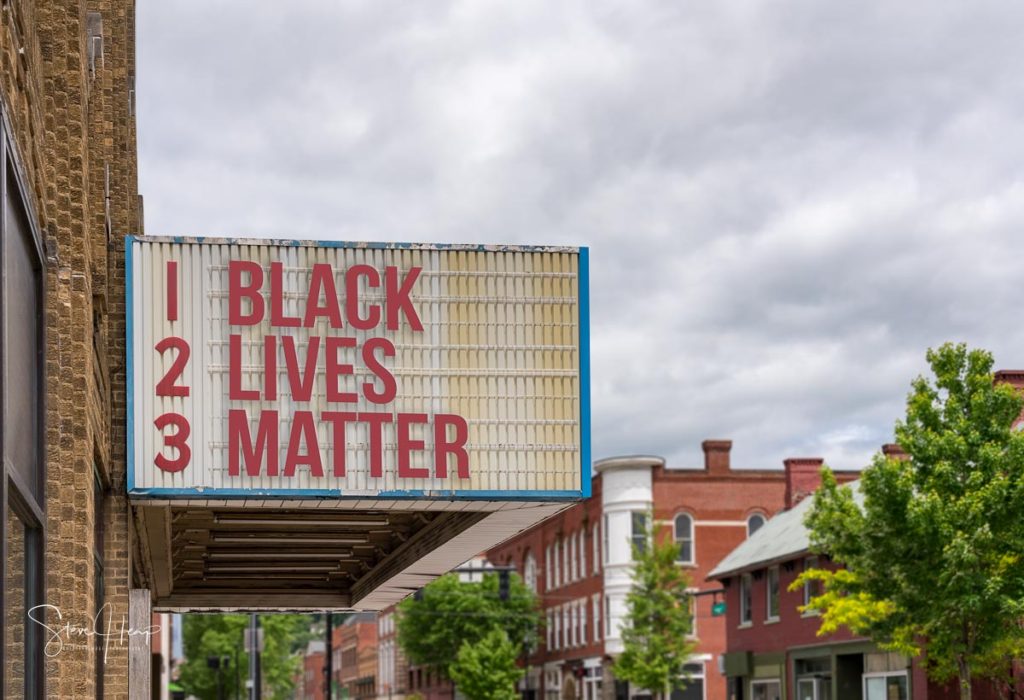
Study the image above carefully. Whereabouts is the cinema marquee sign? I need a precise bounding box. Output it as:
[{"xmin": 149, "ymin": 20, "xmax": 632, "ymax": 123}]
[{"xmin": 127, "ymin": 237, "xmax": 590, "ymax": 500}]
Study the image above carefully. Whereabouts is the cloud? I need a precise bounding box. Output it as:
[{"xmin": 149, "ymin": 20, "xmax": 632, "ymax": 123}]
[{"xmin": 138, "ymin": 0, "xmax": 1024, "ymax": 471}]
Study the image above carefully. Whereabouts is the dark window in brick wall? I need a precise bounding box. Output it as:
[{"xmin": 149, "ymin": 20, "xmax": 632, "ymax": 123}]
[{"xmin": 2, "ymin": 118, "xmax": 47, "ymax": 700}]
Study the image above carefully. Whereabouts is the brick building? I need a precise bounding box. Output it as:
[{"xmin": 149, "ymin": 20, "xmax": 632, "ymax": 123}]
[
  {"xmin": 485, "ymin": 444, "xmax": 857, "ymax": 700},
  {"xmin": 0, "ymin": 1, "xmax": 139, "ymax": 699},
  {"xmin": 336, "ymin": 612, "xmax": 379, "ymax": 699},
  {"xmin": 708, "ymin": 452, "xmax": 1022, "ymax": 700},
  {"xmin": 303, "ymin": 640, "xmax": 326, "ymax": 700}
]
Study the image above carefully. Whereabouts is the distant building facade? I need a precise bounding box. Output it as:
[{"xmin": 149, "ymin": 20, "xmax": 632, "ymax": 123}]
[
  {"xmin": 485, "ymin": 443, "xmax": 845, "ymax": 700},
  {"xmin": 708, "ymin": 448, "xmax": 1021, "ymax": 700},
  {"xmin": 303, "ymin": 640, "xmax": 326, "ymax": 700}
]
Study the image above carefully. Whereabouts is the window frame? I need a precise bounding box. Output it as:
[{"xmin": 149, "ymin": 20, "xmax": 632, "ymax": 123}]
[
  {"xmin": 862, "ymin": 670, "xmax": 909, "ymax": 700},
  {"xmin": 2, "ymin": 108, "xmax": 48, "ymax": 700},
  {"xmin": 523, "ymin": 550, "xmax": 537, "ymax": 592},
  {"xmin": 630, "ymin": 511, "xmax": 648, "ymax": 558},
  {"xmin": 751, "ymin": 678, "xmax": 782, "ymax": 700},
  {"xmin": 674, "ymin": 512, "xmax": 695, "ymax": 564},
  {"xmin": 747, "ymin": 513, "xmax": 766, "ymax": 537},
  {"xmin": 802, "ymin": 555, "xmax": 821, "ymax": 616},
  {"xmin": 602, "ymin": 515, "xmax": 609, "ymax": 565},
  {"xmin": 766, "ymin": 566, "xmax": 780, "ymax": 622},
  {"xmin": 739, "ymin": 573, "xmax": 753, "ymax": 626}
]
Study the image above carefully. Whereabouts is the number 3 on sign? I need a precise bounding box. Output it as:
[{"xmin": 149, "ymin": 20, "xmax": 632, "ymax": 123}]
[
  {"xmin": 154, "ymin": 413, "xmax": 191, "ymax": 472},
  {"xmin": 154, "ymin": 260, "xmax": 191, "ymax": 472}
]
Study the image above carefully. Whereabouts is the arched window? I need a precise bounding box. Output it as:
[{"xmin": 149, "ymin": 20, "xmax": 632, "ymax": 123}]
[
  {"xmin": 747, "ymin": 513, "xmax": 766, "ymax": 537},
  {"xmin": 524, "ymin": 551, "xmax": 538, "ymax": 592},
  {"xmin": 674, "ymin": 514, "xmax": 694, "ymax": 564}
]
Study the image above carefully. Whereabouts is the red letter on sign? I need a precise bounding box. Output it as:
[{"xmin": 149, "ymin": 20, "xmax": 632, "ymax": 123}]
[
  {"xmin": 282, "ymin": 336, "xmax": 320, "ymax": 402},
  {"xmin": 325, "ymin": 337, "xmax": 358, "ymax": 403},
  {"xmin": 323, "ymin": 411, "xmax": 357, "ymax": 476},
  {"xmin": 360, "ymin": 412, "xmax": 393, "ymax": 478},
  {"xmin": 303, "ymin": 264, "xmax": 344, "ymax": 328},
  {"xmin": 385, "ymin": 266, "xmax": 423, "ymax": 331},
  {"xmin": 264, "ymin": 335, "xmax": 278, "ymax": 401},
  {"xmin": 228, "ymin": 409, "xmax": 279, "ymax": 477},
  {"xmin": 229, "ymin": 261, "xmax": 264, "ymax": 325},
  {"xmin": 270, "ymin": 262, "xmax": 301, "ymax": 327},
  {"xmin": 283, "ymin": 410, "xmax": 324, "ymax": 477},
  {"xmin": 397, "ymin": 413, "xmax": 430, "ymax": 478},
  {"xmin": 228, "ymin": 334, "xmax": 259, "ymax": 400},
  {"xmin": 345, "ymin": 264, "xmax": 381, "ymax": 330},
  {"xmin": 434, "ymin": 414, "xmax": 469, "ymax": 478},
  {"xmin": 362, "ymin": 337, "xmax": 397, "ymax": 404}
]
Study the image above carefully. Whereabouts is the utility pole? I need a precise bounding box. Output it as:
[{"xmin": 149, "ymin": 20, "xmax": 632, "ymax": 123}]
[
  {"xmin": 325, "ymin": 613, "xmax": 333, "ymax": 700},
  {"xmin": 248, "ymin": 614, "xmax": 262, "ymax": 700}
]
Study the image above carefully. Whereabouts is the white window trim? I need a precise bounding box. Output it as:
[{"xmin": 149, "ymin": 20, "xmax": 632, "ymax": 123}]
[
  {"xmin": 570, "ymin": 531, "xmax": 578, "ymax": 582},
  {"xmin": 604, "ymin": 594, "xmax": 612, "ymax": 637},
  {"xmin": 580, "ymin": 598, "xmax": 588, "ymax": 645},
  {"xmin": 592, "ymin": 523, "xmax": 600, "ymax": 574},
  {"xmin": 766, "ymin": 566, "xmax": 780, "ymax": 622},
  {"xmin": 545, "ymin": 546, "xmax": 550, "ymax": 591},
  {"xmin": 674, "ymin": 512, "xmax": 695, "ymax": 565},
  {"xmin": 579, "ymin": 530, "xmax": 586, "ymax": 579},
  {"xmin": 803, "ymin": 555, "xmax": 821, "ymax": 617},
  {"xmin": 563, "ymin": 536, "xmax": 570, "ymax": 584},
  {"xmin": 592, "ymin": 594, "xmax": 602, "ymax": 643},
  {"xmin": 739, "ymin": 573, "xmax": 753, "ymax": 627},
  {"xmin": 685, "ymin": 587, "xmax": 699, "ymax": 638},
  {"xmin": 602, "ymin": 514, "xmax": 609, "ymax": 565},
  {"xmin": 862, "ymin": 671, "xmax": 909, "ymax": 700},
  {"xmin": 554, "ymin": 541, "xmax": 562, "ymax": 589}
]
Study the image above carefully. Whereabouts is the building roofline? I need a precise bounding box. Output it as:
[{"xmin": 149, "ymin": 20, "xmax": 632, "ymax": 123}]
[{"xmin": 593, "ymin": 455, "xmax": 665, "ymax": 475}]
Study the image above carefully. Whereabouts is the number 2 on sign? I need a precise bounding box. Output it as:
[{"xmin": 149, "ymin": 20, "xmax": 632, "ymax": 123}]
[{"xmin": 154, "ymin": 260, "xmax": 191, "ymax": 472}]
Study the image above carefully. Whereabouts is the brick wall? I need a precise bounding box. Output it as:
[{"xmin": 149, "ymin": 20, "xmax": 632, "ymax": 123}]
[{"xmin": 0, "ymin": 1, "xmax": 138, "ymax": 697}]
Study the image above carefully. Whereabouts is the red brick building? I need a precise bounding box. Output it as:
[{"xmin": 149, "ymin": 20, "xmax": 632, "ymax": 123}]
[
  {"xmin": 486, "ymin": 443, "xmax": 851, "ymax": 700},
  {"xmin": 708, "ymin": 455, "xmax": 1020, "ymax": 700},
  {"xmin": 303, "ymin": 640, "xmax": 326, "ymax": 700},
  {"xmin": 336, "ymin": 613, "xmax": 379, "ymax": 699}
]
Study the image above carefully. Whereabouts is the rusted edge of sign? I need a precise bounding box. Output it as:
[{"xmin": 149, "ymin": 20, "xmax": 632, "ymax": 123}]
[{"xmin": 130, "ymin": 234, "xmax": 582, "ymax": 254}]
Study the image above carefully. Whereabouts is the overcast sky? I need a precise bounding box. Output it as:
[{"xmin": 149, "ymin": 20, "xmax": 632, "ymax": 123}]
[{"xmin": 137, "ymin": 1, "xmax": 1024, "ymax": 471}]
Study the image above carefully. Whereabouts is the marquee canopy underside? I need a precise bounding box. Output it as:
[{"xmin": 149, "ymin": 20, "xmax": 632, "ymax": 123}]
[{"xmin": 131, "ymin": 499, "xmax": 568, "ymax": 611}]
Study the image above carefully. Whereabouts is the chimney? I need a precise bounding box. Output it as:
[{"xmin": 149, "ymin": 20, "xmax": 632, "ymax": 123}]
[
  {"xmin": 702, "ymin": 440, "xmax": 732, "ymax": 475},
  {"xmin": 881, "ymin": 443, "xmax": 908, "ymax": 460},
  {"xmin": 783, "ymin": 457, "xmax": 825, "ymax": 509}
]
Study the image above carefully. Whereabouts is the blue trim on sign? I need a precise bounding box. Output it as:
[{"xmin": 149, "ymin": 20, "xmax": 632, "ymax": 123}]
[
  {"xmin": 126, "ymin": 236, "xmax": 136, "ymax": 494},
  {"xmin": 579, "ymin": 247, "xmax": 592, "ymax": 499},
  {"xmin": 127, "ymin": 486, "xmax": 583, "ymax": 501},
  {"xmin": 126, "ymin": 236, "xmax": 590, "ymax": 502}
]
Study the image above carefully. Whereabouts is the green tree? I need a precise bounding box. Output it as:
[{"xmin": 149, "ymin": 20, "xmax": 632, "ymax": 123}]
[
  {"xmin": 797, "ymin": 343, "xmax": 1024, "ymax": 700},
  {"xmin": 449, "ymin": 628, "xmax": 523, "ymax": 700},
  {"xmin": 614, "ymin": 512, "xmax": 698, "ymax": 700},
  {"xmin": 396, "ymin": 571, "xmax": 540, "ymax": 683},
  {"xmin": 178, "ymin": 613, "xmax": 312, "ymax": 700}
]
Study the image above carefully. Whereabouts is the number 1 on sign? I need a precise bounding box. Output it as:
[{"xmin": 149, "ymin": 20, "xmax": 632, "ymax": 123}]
[{"xmin": 167, "ymin": 260, "xmax": 178, "ymax": 321}]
